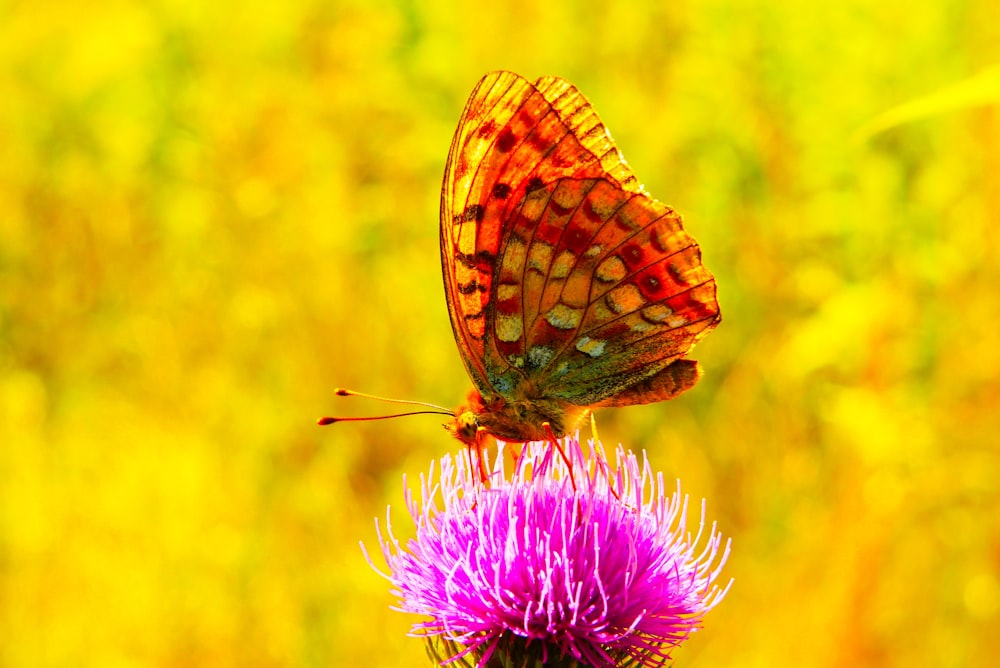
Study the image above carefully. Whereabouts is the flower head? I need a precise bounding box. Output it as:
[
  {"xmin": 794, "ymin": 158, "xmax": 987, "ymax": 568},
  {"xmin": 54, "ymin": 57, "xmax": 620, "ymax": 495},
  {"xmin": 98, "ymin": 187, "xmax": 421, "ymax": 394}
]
[{"xmin": 367, "ymin": 436, "xmax": 731, "ymax": 667}]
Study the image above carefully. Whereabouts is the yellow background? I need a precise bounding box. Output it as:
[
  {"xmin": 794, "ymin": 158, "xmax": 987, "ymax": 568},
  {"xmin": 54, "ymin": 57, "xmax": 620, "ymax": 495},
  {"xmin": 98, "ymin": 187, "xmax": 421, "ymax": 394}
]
[{"xmin": 2, "ymin": 0, "xmax": 999, "ymax": 666}]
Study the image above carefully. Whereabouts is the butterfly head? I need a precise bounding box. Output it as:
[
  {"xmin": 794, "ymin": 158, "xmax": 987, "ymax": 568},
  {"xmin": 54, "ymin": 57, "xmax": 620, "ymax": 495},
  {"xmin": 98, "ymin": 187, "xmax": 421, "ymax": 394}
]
[{"xmin": 449, "ymin": 408, "xmax": 482, "ymax": 446}]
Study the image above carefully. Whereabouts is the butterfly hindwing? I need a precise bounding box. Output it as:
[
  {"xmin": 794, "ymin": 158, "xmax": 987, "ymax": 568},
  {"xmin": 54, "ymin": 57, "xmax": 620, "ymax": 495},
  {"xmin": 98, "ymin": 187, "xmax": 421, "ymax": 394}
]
[{"xmin": 497, "ymin": 176, "xmax": 719, "ymax": 406}]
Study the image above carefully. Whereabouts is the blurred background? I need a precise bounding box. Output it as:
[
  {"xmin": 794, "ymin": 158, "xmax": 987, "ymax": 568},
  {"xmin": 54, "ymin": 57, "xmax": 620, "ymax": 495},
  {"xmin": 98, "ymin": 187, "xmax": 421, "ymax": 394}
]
[{"xmin": 2, "ymin": 0, "xmax": 999, "ymax": 666}]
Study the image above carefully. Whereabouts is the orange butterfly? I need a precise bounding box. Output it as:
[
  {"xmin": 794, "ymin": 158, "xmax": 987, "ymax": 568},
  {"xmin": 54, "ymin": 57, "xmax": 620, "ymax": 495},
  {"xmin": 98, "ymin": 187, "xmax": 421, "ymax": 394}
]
[
  {"xmin": 322, "ymin": 71, "xmax": 719, "ymax": 451},
  {"xmin": 441, "ymin": 71, "xmax": 719, "ymax": 447}
]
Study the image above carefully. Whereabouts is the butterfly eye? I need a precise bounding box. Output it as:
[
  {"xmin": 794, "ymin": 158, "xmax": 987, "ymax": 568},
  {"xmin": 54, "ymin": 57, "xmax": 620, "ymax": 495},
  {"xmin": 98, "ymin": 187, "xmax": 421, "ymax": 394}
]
[{"xmin": 455, "ymin": 411, "xmax": 479, "ymax": 444}]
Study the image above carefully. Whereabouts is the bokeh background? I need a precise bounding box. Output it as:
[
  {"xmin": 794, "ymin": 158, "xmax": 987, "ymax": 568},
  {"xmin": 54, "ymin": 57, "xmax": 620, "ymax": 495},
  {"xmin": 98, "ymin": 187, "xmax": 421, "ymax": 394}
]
[{"xmin": 2, "ymin": 0, "xmax": 999, "ymax": 666}]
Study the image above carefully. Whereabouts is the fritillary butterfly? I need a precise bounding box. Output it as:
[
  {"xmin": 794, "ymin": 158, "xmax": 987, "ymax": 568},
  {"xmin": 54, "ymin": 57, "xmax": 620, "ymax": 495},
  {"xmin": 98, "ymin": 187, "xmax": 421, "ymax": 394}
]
[{"xmin": 442, "ymin": 71, "xmax": 720, "ymax": 447}]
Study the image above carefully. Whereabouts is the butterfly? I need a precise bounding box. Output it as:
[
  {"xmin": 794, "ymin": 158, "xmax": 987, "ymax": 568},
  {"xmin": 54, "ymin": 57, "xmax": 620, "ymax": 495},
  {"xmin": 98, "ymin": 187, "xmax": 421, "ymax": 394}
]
[{"xmin": 439, "ymin": 71, "xmax": 720, "ymax": 448}]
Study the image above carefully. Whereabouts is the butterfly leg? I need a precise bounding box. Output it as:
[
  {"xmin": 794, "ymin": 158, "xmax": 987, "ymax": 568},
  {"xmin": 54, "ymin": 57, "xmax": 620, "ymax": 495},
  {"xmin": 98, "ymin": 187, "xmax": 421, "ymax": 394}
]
[
  {"xmin": 510, "ymin": 441, "xmax": 527, "ymax": 475},
  {"xmin": 462, "ymin": 439, "xmax": 484, "ymax": 485},
  {"xmin": 472, "ymin": 427, "xmax": 491, "ymax": 485},
  {"xmin": 542, "ymin": 421, "xmax": 577, "ymax": 491}
]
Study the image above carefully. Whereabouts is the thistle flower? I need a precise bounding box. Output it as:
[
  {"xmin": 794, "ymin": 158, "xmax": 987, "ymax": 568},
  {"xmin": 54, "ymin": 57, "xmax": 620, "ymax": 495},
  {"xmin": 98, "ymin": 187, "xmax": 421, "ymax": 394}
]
[{"xmin": 366, "ymin": 436, "xmax": 731, "ymax": 668}]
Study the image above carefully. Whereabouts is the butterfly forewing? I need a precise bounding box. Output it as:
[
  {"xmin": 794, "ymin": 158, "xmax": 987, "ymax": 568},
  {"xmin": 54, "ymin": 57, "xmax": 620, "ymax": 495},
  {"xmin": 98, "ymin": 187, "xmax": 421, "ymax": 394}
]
[{"xmin": 441, "ymin": 72, "xmax": 641, "ymax": 397}]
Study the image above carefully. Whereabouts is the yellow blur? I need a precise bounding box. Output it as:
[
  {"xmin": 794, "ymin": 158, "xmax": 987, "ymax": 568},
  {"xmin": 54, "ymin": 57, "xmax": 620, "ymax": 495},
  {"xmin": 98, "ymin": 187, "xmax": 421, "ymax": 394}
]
[{"xmin": 1, "ymin": 1, "xmax": 998, "ymax": 666}]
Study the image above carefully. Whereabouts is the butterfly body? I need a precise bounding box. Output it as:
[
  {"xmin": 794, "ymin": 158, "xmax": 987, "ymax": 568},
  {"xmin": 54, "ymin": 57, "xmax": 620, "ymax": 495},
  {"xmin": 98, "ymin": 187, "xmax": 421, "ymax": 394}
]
[
  {"xmin": 440, "ymin": 72, "xmax": 721, "ymax": 447},
  {"xmin": 450, "ymin": 386, "xmax": 591, "ymax": 446}
]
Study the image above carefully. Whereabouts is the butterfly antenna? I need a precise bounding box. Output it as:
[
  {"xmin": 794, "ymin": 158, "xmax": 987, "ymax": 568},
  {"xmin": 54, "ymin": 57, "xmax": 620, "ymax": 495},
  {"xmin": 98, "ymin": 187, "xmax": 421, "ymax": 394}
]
[
  {"xmin": 331, "ymin": 387, "xmax": 453, "ymax": 412},
  {"xmin": 317, "ymin": 411, "xmax": 453, "ymax": 426},
  {"xmin": 317, "ymin": 388, "xmax": 454, "ymax": 426}
]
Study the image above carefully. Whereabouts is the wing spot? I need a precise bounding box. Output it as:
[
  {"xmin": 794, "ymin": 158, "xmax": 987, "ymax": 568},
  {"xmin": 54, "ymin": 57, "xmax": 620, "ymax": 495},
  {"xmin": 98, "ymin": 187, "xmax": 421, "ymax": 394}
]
[
  {"xmin": 456, "ymin": 250, "xmax": 496, "ymax": 270},
  {"xmin": 583, "ymin": 198, "xmax": 604, "ymax": 222},
  {"xmin": 497, "ymin": 127, "xmax": 518, "ymax": 153},
  {"xmin": 496, "ymin": 283, "xmax": 519, "ymax": 301},
  {"xmin": 477, "ymin": 120, "xmax": 497, "ymax": 138},
  {"xmin": 615, "ymin": 207, "xmax": 642, "ymax": 232},
  {"xmin": 527, "ymin": 242, "xmax": 553, "ymax": 274},
  {"xmin": 496, "ymin": 313, "xmax": 524, "ymax": 343},
  {"xmin": 463, "ymin": 204, "xmax": 485, "ymax": 222},
  {"xmin": 605, "ymin": 284, "xmax": 645, "ymax": 315},
  {"xmin": 545, "ymin": 303, "xmax": 583, "ymax": 330},
  {"xmin": 492, "ymin": 182, "xmax": 512, "ymax": 199},
  {"xmin": 528, "ymin": 132, "xmax": 552, "ymax": 152},
  {"xmin": 457, "ymin": 280, "xmax": 487, "ymax": 295},
  {"xmin": 649, "ymin": 221, "xmax": 677, "ymax": 253},
  {"xmin": 526, "ymin": 176, "xmax": 545, "ymax": 194},
  {"xmin": 667, "ymin": 261, "xmax": 688, "ymax": 285},
  {"xmin": 585, "ymin": 188, "xmax": 619, "ymax": 221},
  {"xmin": 667, "ymin": 313, "xmax": 690, "ymax": 328},
  {"xmin": 500, "ymin": 239, "xmax": 527, "ymax": 278},
  {"xmin": 549, "ymin": 199, "xmax": 573, "ymax": 216},
  {"xmin": 622, "ymin": 243, "xmax": 644, "ymax": 268},
  {"xmin": 638, "ymin": 272, "xmax": 664, "ymax": 298},
  {"xmin": 527, "ymin": 345, "xmax": 554, "ymax": 370},
  {"xmin": 595, "ymin": 255, "xmax": 627, "ymax": 283},
  {"xmin": 641, "ymin": 304, "xmax": 673, "ymax": 324},
  {"xmin": 463, "ymin": 311, "xmax": 485, "ymax": 338},
  {"xmin": 575, "ymin": 337, "xmax": 606, "ymax": 358},
  {"xmin": 565, "ymin": 226, "xmax": 589, "ymax": 254},
  {"xmin": 630, "ymin": 318, "xmax": 653, "ymax": 333},
  {"xmin": 551, "ymin": 249, "xmax": 575, "ymax": 279}
]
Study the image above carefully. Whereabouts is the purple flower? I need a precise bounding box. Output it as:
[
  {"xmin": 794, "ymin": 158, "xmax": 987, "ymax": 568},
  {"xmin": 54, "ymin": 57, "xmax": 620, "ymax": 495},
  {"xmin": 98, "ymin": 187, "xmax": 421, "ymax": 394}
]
[{"xmin": 366, "ymin": 436, "xmax": 731, "ymax": 667}]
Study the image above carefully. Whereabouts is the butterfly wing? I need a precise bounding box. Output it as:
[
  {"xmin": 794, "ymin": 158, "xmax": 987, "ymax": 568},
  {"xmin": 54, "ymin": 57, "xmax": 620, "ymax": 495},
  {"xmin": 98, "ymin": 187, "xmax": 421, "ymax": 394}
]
[
  {"xmin": 441, "ymin": 71, "xmax": 641, "ymax": 399},
  {"xmin": 510, "ymin": 177, "xmax": 720, "ymax": 407},
  {"xmin": 441, "ymin": 71, "xmax": 719, "ymax": 417}
]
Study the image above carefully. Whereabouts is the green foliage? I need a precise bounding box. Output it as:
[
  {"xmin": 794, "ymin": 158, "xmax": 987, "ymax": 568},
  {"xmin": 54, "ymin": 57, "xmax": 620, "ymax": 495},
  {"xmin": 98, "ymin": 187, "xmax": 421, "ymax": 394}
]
[{"xmin": 1, "ymin": 0, "xmax": 998, "ymax": 666}]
